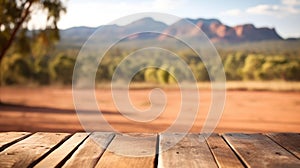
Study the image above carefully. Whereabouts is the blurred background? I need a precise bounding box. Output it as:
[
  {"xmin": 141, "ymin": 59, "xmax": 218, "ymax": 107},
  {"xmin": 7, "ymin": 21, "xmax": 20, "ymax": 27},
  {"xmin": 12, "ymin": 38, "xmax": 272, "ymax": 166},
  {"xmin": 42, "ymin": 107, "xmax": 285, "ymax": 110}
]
[{"xmin": 0, "ymin": 0, "xmax": 300, "ymax": 133}]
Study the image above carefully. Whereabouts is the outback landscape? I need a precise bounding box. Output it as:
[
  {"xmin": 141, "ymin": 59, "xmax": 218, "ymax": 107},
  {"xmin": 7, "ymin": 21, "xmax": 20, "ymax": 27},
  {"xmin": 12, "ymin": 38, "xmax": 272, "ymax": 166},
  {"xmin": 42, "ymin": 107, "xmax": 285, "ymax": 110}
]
[
  {"xmin": 1, "ymin": 1, "xmax": 300, "ymax": 167},
  {"xmin": 1, "ymin": 0, "xmax": 300, "ymax": 134}
]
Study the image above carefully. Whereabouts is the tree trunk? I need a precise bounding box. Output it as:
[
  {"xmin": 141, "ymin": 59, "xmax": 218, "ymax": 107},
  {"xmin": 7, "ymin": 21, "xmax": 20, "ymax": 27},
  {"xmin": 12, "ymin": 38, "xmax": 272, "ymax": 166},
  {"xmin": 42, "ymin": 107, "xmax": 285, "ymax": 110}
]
[{"xmin": 0, "ymin": 0, "xmax": 33, "ymax": 63}]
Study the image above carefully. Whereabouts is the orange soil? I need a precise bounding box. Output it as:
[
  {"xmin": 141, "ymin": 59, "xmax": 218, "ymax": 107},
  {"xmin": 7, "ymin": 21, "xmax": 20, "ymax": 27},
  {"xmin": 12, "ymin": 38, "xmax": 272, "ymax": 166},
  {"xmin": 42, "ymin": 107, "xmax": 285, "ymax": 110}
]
[{"xmin": 0, "ymin": 87, "xmax": 299, "ymax": 133}]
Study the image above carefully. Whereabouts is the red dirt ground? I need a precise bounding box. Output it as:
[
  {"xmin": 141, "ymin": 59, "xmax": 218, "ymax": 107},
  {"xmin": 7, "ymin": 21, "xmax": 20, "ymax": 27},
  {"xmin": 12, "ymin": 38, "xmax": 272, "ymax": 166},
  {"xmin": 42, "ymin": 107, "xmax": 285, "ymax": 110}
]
[{"xmin": 0, "ymin": 87, "xmax": 299, "ymax": 133}]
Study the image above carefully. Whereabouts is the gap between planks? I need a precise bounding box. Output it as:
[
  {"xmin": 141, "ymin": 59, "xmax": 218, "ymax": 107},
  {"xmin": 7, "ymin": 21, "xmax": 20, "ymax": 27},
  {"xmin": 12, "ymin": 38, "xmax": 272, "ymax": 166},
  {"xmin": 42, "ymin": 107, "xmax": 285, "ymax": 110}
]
[{"xmin": 0, "ymin": 132, "xmax": 32, "ymax": 152}]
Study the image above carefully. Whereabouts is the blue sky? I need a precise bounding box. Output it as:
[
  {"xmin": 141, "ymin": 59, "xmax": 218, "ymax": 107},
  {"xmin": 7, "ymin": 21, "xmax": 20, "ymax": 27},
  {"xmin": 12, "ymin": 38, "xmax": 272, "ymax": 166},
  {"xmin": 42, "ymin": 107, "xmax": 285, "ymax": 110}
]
[{"xmin": 31, "ymin": 0, "xmax": 300, "ymax": 38}]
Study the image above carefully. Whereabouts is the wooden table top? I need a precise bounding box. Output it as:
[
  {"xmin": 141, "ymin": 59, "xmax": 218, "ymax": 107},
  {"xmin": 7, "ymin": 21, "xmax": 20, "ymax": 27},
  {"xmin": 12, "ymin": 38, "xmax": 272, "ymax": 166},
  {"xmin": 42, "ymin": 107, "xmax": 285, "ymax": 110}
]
[{"xmin": 0, "ymin": 132, "xmax": 299, "ymax": 168}]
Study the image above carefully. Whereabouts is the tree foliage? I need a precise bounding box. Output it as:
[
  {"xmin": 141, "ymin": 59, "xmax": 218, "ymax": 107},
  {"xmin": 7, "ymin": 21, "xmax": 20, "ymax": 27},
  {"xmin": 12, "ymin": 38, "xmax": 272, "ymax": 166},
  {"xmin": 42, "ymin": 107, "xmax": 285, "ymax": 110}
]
[
  {"xmin": 0, "ymin": 0, "xmax": 66, "ymax": 62},
  {"xmin": 49, "ymin": 54, "xmax": 75, "ymax": 84},
  {"xmin": 1, "ymin": 47, "xmax": 300, "ymax": 85}
]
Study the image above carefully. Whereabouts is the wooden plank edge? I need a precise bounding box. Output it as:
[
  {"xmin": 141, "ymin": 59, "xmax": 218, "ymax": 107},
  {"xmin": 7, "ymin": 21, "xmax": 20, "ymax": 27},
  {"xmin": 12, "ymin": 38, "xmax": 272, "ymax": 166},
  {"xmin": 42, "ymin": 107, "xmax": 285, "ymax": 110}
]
[
  {"xmin": 34, "ymin": 132, "xmax": 91, "ymax": 168},
  {"xmin": 203, "ymin": 134, "xmax": 222, "ymax": 168},
  {"xmin": 204, "ymin": 133, "xmax": 245, "ymax": 168},
  {"xmin": 84, "ymin": 132, "xmax": 116, "ymax": 167},
  {"xmin": 158, "ymin": 133, "xmax": 218, "ymax": 168},
  {"xmin": 29, "ymin": 133, "xmax": 73, "ymax": 167},
  {"xmin": 154, "ymin": 133, "xmax": 159, "ymax": 168},
  {"xmin": 265, "ymin": 133, "xmax": 300, "ymax": 160},
  {"xmin": 201, "ymin": 134, "xmax": 219, "ymax": 167},
  {"xmin": 95, "ymin": 133, "xmax": 157, "ymax": 168},
  {"xmin": 0, "ymin": 132, "xmax": 32, "ymax": 152},
  {"xmin": 220, "ymin": 133, "xmax": 249, "ymax": 168},
  {"xmin": 55, "ymin": 133, "xmax": 91, "ymax": 167}
]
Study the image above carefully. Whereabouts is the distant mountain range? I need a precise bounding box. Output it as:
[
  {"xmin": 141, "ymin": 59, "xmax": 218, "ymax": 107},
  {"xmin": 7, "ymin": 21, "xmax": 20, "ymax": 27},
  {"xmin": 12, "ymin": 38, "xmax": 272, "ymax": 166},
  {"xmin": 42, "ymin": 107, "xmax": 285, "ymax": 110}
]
[{"xmin": 59, "ymin": 17, "xmax": 285, "ymax": 46}]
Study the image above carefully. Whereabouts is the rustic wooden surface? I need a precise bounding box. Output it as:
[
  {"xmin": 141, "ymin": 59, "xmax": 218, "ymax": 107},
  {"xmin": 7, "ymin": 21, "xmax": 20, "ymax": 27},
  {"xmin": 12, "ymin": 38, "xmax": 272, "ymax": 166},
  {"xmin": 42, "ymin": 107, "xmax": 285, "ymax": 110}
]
[
  {"xmin": 206, "ymin": 133, "xmax": 244, "ymax": 168},
  {"xmin": 223, "ymin": 133, "xmax": 300, "ymax": 168},
  {"xmin": 63, "ymin": 132, "xmax": 114, "ymax": 168},
  {"xmin": 95, "ymin": 133, "xmax": 157, "ymax": 168},
  {"xmin": 266, "ymin": 133, "xmax": 300, "ymax": 159},
  {"xmin": 159, "ymin": 133, "xmax": 218, "ymax": 167},
  {"xmin": 0, "ymin": 132, "xmax": 69, "ymax": 168},
  {"xmin": 0, "ymin": 132, "xmax": 299, "ymax": 168},
  {"xmin": 0, "ymin": 132, "xmax": 31, "ymax": 152},
  {"xmin": 34, "ymin": 133, "xmax": 89, "ymax": 168}
]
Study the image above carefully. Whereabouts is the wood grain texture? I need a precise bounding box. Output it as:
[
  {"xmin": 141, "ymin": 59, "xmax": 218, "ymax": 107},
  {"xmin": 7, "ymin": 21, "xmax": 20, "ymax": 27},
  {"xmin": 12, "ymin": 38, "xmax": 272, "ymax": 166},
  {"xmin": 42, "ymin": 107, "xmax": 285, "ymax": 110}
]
[
  {"xmin": 0, "ymin": 132, "xmax": 299, "ymax": 167},
  {"xmin": 34, "ymin": 132, "xmax": 89, "ymax": 168},
  {"xmin": 158, "ymin": 133, "xmax": 218, "ymax": 168},
  {"xmin": 63, "ymin": 132, "xmax": 114, "ymax": 168},
  {"xmin": 95, "ymin": 133, "xmax": 157, "ymax": 168},
  {"xmin": 267, "ymin": 133, "xmax": 300, "ymax": 159},
  {"xmin": 0, "ymin": 132, "xmax": 31, "ymax": 151},
  {"xmin": 0, "ymin": 132, "xmax": 69, "ymax": 168},
  {"xmin": 223, "ymin": 133, "xmax": 300, "ymax": 168},
  {"xmin": 206, "ymin": 134, "xmax": 244, "ymax": 168}
]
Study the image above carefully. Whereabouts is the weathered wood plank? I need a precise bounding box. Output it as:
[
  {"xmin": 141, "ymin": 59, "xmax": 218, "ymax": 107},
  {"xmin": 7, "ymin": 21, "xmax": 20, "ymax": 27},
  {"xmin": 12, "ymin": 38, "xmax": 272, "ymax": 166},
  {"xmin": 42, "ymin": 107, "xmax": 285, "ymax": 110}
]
[
  {"xmin": 267, "ymin": 133, "xmax": 300, "ymax": 159},
  {"xmin": 0, "ymin": 132, "xmax": 31, "ymax": 151},
  {"xmin": 63, "ymin": 132, "xmax": 114, "ymax": 168},
  {"xmin": 95, "ymin": 133, "xmax": 157, "ymax": 168},
  {"xmin": 223, "ymin": 133, "xmax": 300, "ymax": 168},
  {"xmin": 158, "ymin": 133, "xmax": 218, "ymax": 168},
  {"xmin": 206, "ymin": 134, "xmax": 244, "ymax": 168},
  {"xmin": 34, "ymin": 132, "xmax": 89, "ymax": 168},
  {"xmin": 0, "ymin": 132, "xmax": 70, "ymax": 168}
]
